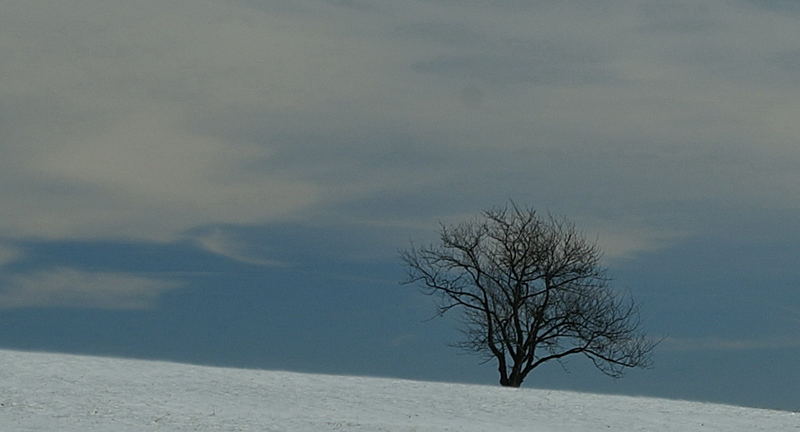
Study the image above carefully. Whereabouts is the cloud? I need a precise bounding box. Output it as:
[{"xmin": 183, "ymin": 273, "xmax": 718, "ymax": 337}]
[
  {"xmin": 412, "ymin": 52, "xmax": 612, "ymax": 86},
  {"xmin": 2, "ymin": 0, "xmax": 800, "ymax": 262},
  {"xmin": 583, "ymin": 223, "xmax": 688, "ymax": 262},
  {"xmin": 662, "ymin": 336, "xmax": 800, "ymax": 352},
  {"xmin": 0, "ymin": 244, "xmax": 23, "ymax": 267},
  {"xmin": 0, "ymin": 268, "xmax": 181, "ymax": 310},
  {"xmin": 0, "ymin": 0, "xmax": 327, "ymax": 242},
  {"xmin": 638, "ymin": 2, "xmax": 718, "ymax": 33},
  {"xmin": 393, "ymin": 22, "xmax": 487, "ymax": 47},
  {"xmin": 187, "ymin": 228, "xmax": 287, "ymax": 267},
  {"xmin": 743, "ymin": 0, "xmax": 800, "ymax": 15}
]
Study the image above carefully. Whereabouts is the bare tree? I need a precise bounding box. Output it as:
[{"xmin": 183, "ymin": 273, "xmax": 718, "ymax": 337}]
[{"xmin": 402, "ymin": 204, "xmax": 655, "ymax": 388}]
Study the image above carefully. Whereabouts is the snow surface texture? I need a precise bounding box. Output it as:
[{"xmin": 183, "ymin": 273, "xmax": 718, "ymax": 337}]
[{"xmin": 0, "ymin": 350, "xmax": 796, "ymax": 431}]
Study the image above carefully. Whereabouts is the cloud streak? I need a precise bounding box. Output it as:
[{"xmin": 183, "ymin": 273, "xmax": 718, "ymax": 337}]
[
  {"xmin": 0, "ymin": 245, "xmax": 23, "ymax": 267},
  {"xmin": 0, "ymin": 268, "xmax": 181, "ymax": 310},
  {"xmin": 662, "ymin": 336, "xmax": 800, "ymax": 352},
  {"xmin": 187, "ymin": 228, "xmax": 287, "ymax": 267}
]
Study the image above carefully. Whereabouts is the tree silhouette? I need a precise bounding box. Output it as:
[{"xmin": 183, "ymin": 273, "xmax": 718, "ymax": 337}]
[{"xmin": 402, "ymin": 204, "xmax": 655, "ymax": 387}]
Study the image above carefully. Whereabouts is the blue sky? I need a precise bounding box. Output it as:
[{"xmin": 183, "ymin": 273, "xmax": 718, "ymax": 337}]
[{"xmin": 1, "ymin": 0, "xmax": 798, "ymax": 411}]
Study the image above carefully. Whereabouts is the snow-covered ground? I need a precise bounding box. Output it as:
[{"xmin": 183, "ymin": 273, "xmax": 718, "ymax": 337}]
[{"xmin": 0, "ymin": 349, "xmax": 796, "ymax": 431}]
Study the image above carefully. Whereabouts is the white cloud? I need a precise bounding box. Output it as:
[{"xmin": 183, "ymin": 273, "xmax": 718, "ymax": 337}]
[{"xmin": 0, "ymin": 268, "xmax": 181, "ymax": 310}]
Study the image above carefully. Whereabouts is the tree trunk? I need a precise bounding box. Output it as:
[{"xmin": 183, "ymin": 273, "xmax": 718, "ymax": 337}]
[{"xmin": 499, "ymin": 372, "xmax": 524, "ymax": 388}]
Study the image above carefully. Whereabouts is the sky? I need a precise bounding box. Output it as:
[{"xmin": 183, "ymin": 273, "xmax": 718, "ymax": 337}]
[{"xmin": 0, "ymin": 0, "xmax": 798, "ymax": 411}]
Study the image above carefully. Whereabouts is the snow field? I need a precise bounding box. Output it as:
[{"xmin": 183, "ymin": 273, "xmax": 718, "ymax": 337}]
[{"xmin": 0, "ymin": 350, "xmax": 796, "ymax": 431}]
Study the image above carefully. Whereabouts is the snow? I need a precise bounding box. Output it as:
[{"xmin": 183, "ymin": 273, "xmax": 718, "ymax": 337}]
[{"xmin": 0, "ymin": 350, "xmax": 796, "ymax": 431}]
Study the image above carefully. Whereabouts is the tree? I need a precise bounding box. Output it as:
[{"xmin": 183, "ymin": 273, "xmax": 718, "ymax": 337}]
[{"xmin": 401, "ymin": 203, "xmax": 655, "ymax": 388}]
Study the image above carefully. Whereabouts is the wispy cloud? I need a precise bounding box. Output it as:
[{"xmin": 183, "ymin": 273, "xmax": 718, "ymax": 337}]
[
  {"xmin": 661, "ymin": 336, "xmax": 800, "ymax": 352},
  {"xmin": 0, "ymin": 268, "xmax": 181, "ymax": 310},
  {"xmin": 776, "ymin": 305, "xmax": 800, "ymax": 325},
  {"xmin": 0, "ymin": 244, "xmax": 23, "ymax": 267},
  {"xmin": 584, "ymin": 223, "xmax": 689, "ymax": 262},
  {"xmin": 188, "ymin": 228, "xmax": 287, "ymax": 267},
  {"xmin": 412, "ymin": 52, "xmax": 612, "ymax": 86}
]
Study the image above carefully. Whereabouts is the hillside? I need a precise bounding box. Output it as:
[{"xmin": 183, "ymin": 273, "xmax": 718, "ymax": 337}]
[{"xmin": 0, "ymin": 350, "xmax": 795, "ymax": 431}]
